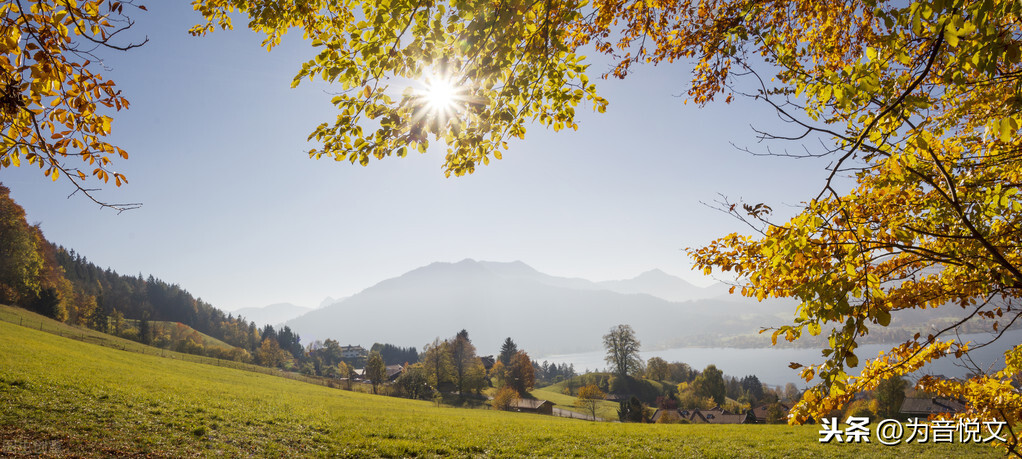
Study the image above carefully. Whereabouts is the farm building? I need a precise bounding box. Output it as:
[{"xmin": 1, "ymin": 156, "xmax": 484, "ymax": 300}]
[
  {"xmin": 900, "ymin": 398, "xmax": 967, "ymax": 417},
  {"xmin": 651, "ymin": 408, "xmax": 751, "ymax": 424},
  {"xmin": 512, "ymin": 399, "xmax": 555, "ymax": 415}
]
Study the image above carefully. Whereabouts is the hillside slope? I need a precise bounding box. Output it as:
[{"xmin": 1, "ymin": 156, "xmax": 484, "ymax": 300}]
[{"xmin": 0, "ymin": 319, "xmax": 998, "ymax": 457}]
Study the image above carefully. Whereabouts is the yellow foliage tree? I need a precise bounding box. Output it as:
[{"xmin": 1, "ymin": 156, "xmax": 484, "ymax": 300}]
[
  {"xmin": 575, "ymin": 383, "xmax": 606, "ymax": 421},
  {"xmin": 1, "ymin": 1, "xmax": 147, "ymax": 209},
  {"xmin": 491, "ymin": 385, "xmax": 518, "ymax": 411}
]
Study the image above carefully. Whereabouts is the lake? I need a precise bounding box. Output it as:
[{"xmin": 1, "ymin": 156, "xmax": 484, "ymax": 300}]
[{"xmin": 539, "ymin": 328, "xmax": 1022, "ymax": 387}]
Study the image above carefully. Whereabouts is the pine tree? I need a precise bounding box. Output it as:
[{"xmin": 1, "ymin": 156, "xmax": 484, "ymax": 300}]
[{"xmin": 498, "ymin": 337, "xmax": 518, "ymax": 366}]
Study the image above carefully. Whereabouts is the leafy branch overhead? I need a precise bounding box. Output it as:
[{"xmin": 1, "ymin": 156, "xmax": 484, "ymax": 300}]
[
  {"xmin": 191, "ymin": 0, "xmax": 607, "ymax": 177},
  {"xmin": 679, "ymin": 0, "xmax": 1022, "ymax": 449},
  {"xmin": 0, "ymin": 0, "xmax": 146, "ymax": 210}
]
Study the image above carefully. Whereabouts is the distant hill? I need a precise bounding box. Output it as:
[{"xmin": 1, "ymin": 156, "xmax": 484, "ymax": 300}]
[
  {"xmin": 469, "ymin": 261, "xmax": 727, "ymax": 302},
  {"xmin": 232, "ymin": 303, "xmax": 313, "ymax": 328},
  {"xmin": 285, "ymin": 259, "xmax": 795, "ymax": 355},
  {"xmin": 595, "ymin": 269, "xmax": 730, "ymax": 302}
]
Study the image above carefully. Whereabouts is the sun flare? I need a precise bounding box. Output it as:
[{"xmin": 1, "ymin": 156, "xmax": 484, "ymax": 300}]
[{"xmin": 417, "ymin": 73, "xmax": 464, "ymax": 117}]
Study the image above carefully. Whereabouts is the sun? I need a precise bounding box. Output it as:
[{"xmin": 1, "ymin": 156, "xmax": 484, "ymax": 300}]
[
  {"xmin": 424, "ymin": 75, "xmax": 459, "ymax": 111},
  {"xmin": 416, "ymin": 72, "xmax": 464, "ymax": 118}
]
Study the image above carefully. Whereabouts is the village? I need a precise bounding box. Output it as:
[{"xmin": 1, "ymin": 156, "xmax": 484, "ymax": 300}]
[{"xmin": 327, "ymin": 331, "xmax": 968, "ymax": 426}]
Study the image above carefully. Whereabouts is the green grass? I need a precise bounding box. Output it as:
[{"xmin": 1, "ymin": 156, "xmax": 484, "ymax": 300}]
[
  {"xmin": 0, "ymin": 317, "xmax": 1009, "ymax": 457},
  {"xmin": 0, "ymin": 305, "xmax": 339, "ymax": 388},
  {"xmin": 140, "ymin": 319, "xmax": 239, "ymax": 351},
  {"xmin": 530, "ymin": 384, "xmax": 620, "ymax": 420}
]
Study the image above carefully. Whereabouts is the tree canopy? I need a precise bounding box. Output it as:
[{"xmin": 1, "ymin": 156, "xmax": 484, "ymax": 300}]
[
  {"xmin": 366, "ymin": 350, "xmax": 387, "ymax": 394},
  {"xmin": 692, "ymin": 364, "xmax": 726, "ymax": 406},
  {"xmin": 679, "ymin": 2, "xmax": 1022, "ymax": 449},
  {"xmin": 0, "ymin": 0, "xmax": 146, "ymax": 209},
  {"xmin": 191, "ymin": 0, "xmax": 605, "ymax": 177},
  {"xmin": 603, "ymin": 324, "xmax": 642, "ymax": 379}
]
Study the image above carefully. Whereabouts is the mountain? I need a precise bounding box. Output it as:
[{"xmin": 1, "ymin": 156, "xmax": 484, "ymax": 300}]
[
  {"xmin": 596, "ymin": 269, "xmax": 730, "ymax": 302},
  {"xmin": 472, "ymin": 261, "xmax": 727, "ymax": 302},
  {"xmin": 233, "ymin": 303, "xmax": 313, "ymax": 328},
  {"xmin": 285, "ymin": 259, "xmax": 795, "ymax": 355},
  {"xmin": 319, "ymin": 296, "xmax": 350, "ymax": 309}
]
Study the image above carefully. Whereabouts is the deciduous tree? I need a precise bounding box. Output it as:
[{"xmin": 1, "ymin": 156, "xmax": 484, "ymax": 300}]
[
  {"xmin": 489, "ymin": 360, "xmax": 506, "ymax": 388},
  {"xmin": 875, "ymin": 376, "xmax": 908, "ymax": 420},
  {"xmin": 450, "ymin": 329, "xmax": 484, "ymax": 394},
  {"xmin": 337, "ymin": 360, "xmax": 354, "ymax": 390},
  {"xmin": 491, "ymin": 385, "xmax": 518, "ymax": 411},
  {"xmin": 692, "ymin": 365, "xmax": 726, "ymax": 407},
  {"xmin": 366, "ymin": 350, "xmax": 386, "ymax": 394},
  {"xmin": 396, "ymin": 362, "xmax": 432, "ymax": 399},
  {"xmin": 0, "ymin": 185, "xmax": 43, "ymax": 306},
  {"xmin": 575, "ymin": 384, "xmax": 605, "ymax": 421},
  {"xmin": 1, "ymin": 1, "xmax": 147, "ymax": 209},
  {"xmin": 256, "ymin": 337, "xmax": 287, "ymax": 368},
  {"xmin": 645, "ymin": 357, "xmax": 670, "ymax": 382},
  {"xmin": 421, "ymin": 337, "xmax": 454, "ymax": 390},
  {"xmin": 603, "ymin": 324, "xmax": 642, "ymax": 379},
  {"xmin": 506, "ymin": 350, "xmax": 535, "ymax": 395}
]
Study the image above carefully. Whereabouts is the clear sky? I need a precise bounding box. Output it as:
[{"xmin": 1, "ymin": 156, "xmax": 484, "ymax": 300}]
[{"xmin": 1, "ymin": 3, "xmax": 834, "ymax": 312}]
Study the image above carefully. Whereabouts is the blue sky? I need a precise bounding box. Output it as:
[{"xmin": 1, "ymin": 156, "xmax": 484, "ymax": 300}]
[{"xmin": 2, "ymin": 3, "xmax": 832, "ymax": 312}]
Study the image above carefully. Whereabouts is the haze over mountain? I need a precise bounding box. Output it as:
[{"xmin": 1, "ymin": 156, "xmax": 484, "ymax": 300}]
[
  {"xmin": 596, "ymin": 269, "xmax": 731, "ymax": 302},
  {"xmin": 233, "ymin": 303, "xmax": 313, "ymax": 328},
  {"xmin": 285, "ymin": 259, "xmax": 794, "ymax": 356}
]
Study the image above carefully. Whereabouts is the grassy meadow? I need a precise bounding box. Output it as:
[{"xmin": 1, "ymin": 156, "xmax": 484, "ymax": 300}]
[
  {"xmin": 0, "ymin": 315, "xmax": 1008, "ymax": 457},
  {"xmin": 531, "ymin": 382, "xmax": 620, "ymax": 420}
]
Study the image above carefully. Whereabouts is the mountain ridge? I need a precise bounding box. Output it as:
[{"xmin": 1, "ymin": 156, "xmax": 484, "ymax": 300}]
[{"xmin": 285, "ymin": 259, "xmax": 792, "ymax": 355}]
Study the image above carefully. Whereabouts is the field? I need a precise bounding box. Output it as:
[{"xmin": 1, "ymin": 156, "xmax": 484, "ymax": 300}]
[
  {"xmin": 0, "ymin": 316, "xmax": 1007, "ymax": 458},
  {"xmin": 531, "ymin": 382, "xmax": 620, "ymax": 420}
]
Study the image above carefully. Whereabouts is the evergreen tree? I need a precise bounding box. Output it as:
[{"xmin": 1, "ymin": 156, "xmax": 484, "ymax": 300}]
[
  {"xmin": 498, "ymin": 337, "xmax": 518, "ymax": 366},
  {"xmin": 138, "ymin": 313, "xmax": 152, "ymax": 345},
  {"xmin": 618, "ymin": 396, "xmax": 646, "ymax": 423},
  {"xmin": 740, "ymin": 375, "xmax": 765, "ymax": 403}
]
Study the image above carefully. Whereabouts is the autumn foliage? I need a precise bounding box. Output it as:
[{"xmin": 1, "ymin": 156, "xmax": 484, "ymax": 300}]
[
  {"xmin": 0, "ymin": 0, "xmax": 146, "ymax": 209},
  {"xmin": 575, "ymin": 384, "xmax": 606, "ymax": 420}
]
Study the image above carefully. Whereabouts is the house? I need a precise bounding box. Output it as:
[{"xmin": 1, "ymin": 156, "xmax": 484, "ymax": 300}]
[
  {"xmin": 750, "ymin": 402, "xmax": 793, "ymax": 424},
  {"xmin": 512, "ymin": 399, "xmax": 555, "ymax": 415},
  {"xmin": 480, "ymin": 355, "xmax": 495, "ymax": 371},
  {"xmin": 651, "ymin": 408, "xmax": 751, "ymax": 424},
  {"xmin": 340, "ymin": 345, "xmax": 367, "ymax": 359},
  {"xmin": 604, "ymin": 393, "xmax": 627, "ymax": 403},
  {"xmin": 900, "ymin": 398, "xmax": 967, "ymax": 417},
  {"xmin": 650, "ymin": 408, "xmax": 685, "ymax": 423},
  {"xmin": 385, "ymin": 364, "xmax": 403, "ymax": 382}
]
